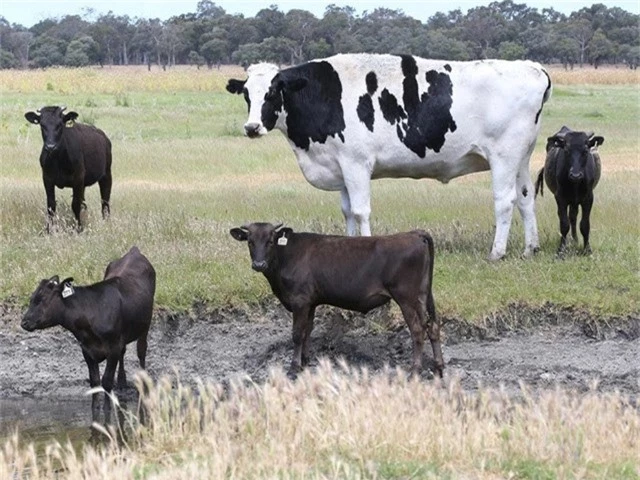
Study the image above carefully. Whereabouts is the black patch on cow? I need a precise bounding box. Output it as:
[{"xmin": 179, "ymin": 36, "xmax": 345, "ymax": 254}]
[
  {"xmin": 357, "ymin": 71, "xmax": 379, "ymax": 132},
  {"xmin": 444, "ymin": 64, "xmax": 452, "ymax": 72},
  {"xmin": 522, "ymin": 186, "xmax": 528, "ymax": 197},
  {"xmin": 366, "ymin": 71, "xmax": 378, "ymax": 95},
  {"xmin": 377, "ymin": 57, "xmax": 457, "ymax": 157},
  {"xmin": 274, "ymin": 61, "xmax": 346, "ymax": 150},
  {"xmin": 357, "ymin": 95, "xmax": 375, "ymax": 132}
]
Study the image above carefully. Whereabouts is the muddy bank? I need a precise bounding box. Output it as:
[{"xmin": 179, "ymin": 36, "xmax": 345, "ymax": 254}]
[{"xmin": 1, "ymin": 302, "xmax": 638, "ymax": 401}]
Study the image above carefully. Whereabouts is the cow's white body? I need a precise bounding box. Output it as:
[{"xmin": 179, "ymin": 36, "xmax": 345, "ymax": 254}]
[{"xmin": 233, "ymin": 53, "xmax": 551, "ymax": 260}]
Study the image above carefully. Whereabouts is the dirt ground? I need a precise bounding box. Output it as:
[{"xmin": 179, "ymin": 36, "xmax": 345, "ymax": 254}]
[{"xmin": 1, "ymin": 301, "xmax": 638, "ymax": 401}]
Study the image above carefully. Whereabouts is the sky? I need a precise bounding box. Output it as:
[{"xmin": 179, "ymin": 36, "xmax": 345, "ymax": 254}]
[{"xmin": 1, "ymin": 0, "xmax": 638, "ymax": 28}]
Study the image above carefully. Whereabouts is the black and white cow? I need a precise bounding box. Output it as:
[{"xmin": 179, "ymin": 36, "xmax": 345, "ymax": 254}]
[{"xmin": 227, "ymin": 54, "xmax": 552, "ymax": 260}]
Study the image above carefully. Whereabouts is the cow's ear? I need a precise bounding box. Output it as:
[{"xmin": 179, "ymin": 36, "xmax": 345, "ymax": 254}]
[
  {"xmin": 548, "ymin": 135, "xmax": 565, "ymax": 148},
  {"xmin": 61, "ymin": 277, "xmax": 74, "ymax": 285},
  {"xmin": 589, "ymin": 136, "xmax": 604, "ymax": 148},
  {"xmin": 25, "ymin": 112, "xmax": 40, "ymax": 124},
  {"xmin": 226, "ymin": 79, "xmax": 246, "ymax": 94},
  {"xmin": 278, "ymin": 227, "xmax": 293, "ymax": 238},
  {"xmin": 283, "ymin": 78, "xmax": 307, "ymax": 93},
  {"xmin": 63, "ymin": 111, "xmax": 78, "ymax": 124},
  {"xmin": 48, "ymin": 275, "xmax": 60, "ymax": 285},
  {"xmin": 230, "ymin": 227, "xmax": 249, "ymax": 242}
]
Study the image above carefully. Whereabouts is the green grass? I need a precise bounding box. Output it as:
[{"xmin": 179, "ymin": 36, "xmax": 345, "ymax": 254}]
[{"xmin": 1, "ymin": 70, "xmax": 638, "ymax": 320}]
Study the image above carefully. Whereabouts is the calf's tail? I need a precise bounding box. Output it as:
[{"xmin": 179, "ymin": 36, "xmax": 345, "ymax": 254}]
[{"xmin": 534, "ymin": 167, "xmax": 544, "ymax": 198}]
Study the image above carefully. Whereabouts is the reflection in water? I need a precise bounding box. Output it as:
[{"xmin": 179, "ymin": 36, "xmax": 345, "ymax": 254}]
[{"xmin": 0, "ymin": 390, "xmax": 143, "ymax": 454}]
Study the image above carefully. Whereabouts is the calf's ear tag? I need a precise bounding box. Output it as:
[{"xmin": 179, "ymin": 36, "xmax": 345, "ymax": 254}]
[
  {"xmin": 62, "ymin": 282, "xmax": 74, "ymax": 298},
  {"xmin": 277, "ymin": 234, "xmax": 288, "ymax": 246}
]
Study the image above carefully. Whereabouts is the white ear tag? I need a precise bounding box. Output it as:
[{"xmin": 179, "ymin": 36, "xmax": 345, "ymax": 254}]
[
  {"xmin": 62, "ymin": 283, "xmax": 74, "ymax": 298},
  {"xmin": 277, "ymin": 234, "xmax": 288, "ymax": 246}
]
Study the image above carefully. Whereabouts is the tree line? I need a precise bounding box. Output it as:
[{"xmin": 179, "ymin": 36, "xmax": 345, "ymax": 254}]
[{"xmin": 1, "ymin": 1, "xmax": 638, "ymax": 70}]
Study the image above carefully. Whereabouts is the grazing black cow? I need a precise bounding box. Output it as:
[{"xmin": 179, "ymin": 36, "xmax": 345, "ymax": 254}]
[
  {"xmin": 535, "ymin": 126, "xmax": 604, "ymax": 256},
  {"xmin": 230, "ymin": 222, "xmax": 443, "ymax": 378},
  {"xmin": 21, "ymin": 247, "xmax": 156, "ymax": 392},
  {"xmin": 24, "ymin": 106, "xmax": 113, "ymax": 232}
]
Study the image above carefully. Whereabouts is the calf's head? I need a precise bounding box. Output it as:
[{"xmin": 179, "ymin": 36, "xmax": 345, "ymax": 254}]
[
  {"xmin": 549, "ymin": 131, "xmax": 604, "ymax": 182},
  {"xmin": 22, "ymin": 276, "xmax": 74, "ymax": 331},
  {"xmin": 226, "ymin": 64, "xmax": 306, "ymax": 138},
  {"xmin": 230, "ymin": 222, "xmax": 291, "ymax": 272},
  {"xmin": 24, "ymin": 106, "xmax": 79, "ymax": 153}
]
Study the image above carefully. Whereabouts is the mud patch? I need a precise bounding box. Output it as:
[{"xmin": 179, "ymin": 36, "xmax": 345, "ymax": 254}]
[{"xmin": 1, "ymin": 301, "xmax": 638, "ymax": 400}]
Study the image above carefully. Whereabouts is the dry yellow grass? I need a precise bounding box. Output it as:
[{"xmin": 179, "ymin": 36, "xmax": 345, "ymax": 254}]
[
  {"xmin": 1, "ymin": 63, "xmax": 637, "ymax": 96},
  {"xmin": 547, "ymin": 64, "xmax": 640, "ymax": 85},
  {"xmin": 2, "ymin": 364, "xmax": 639, "ymax": 479}
]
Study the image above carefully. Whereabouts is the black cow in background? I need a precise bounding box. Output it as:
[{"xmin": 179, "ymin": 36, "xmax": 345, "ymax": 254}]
[
  {"xmin": 24, "ymin": 106, "xmax": 113, "ymax": 232},
  {"xmin": 21, "ymin": 247, "xmax": 156, "ymax": 393},
  {"xmin": 535, "ymin": 126, "xmax": 604, "ymax": 256}
]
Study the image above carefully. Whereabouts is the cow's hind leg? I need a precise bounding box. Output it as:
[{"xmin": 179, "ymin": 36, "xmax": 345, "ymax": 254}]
[
  {"xmin": 116, "ymin": 346, "xmax": 127, "ymax": 389},
  {"xmin": 394, "ymin": 295, "xmax": 427, "ymax": 376},
  {"xmin": 425, "ymin": 290, "xmax": 444, "ymax": 378},
  {"xmin": 99, "ymin": 170, "xmax": 112, "ymax": 219},
  {"xmin": 301, "ymin": 307, "xmax": 315, "ymax": 368}
]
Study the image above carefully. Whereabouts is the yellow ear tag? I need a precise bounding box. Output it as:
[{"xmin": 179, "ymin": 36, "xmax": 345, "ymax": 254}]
[{"xmin": 277, "ymin": 234, "xmax": 288, "ymax": 246}]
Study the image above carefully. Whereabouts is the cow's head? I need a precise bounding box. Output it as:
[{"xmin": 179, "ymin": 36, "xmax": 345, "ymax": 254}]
[
  {"xmin": 24, "ymin": 106, "xmax": 78, "ymax": 153},
  {"xmin": 230, "ymin": 222, "xmax": 292, "ymax": 272},
  {"xmin": 549, "ymin": 130, "xmax": 604, "ymax": 182},
  {"xmin": 226, "ymin": 64, "xmax": 307, "ymax": 138},
  {"xmin": 21, "ymin": 276, "xmax": 74, "ymax": 331}
]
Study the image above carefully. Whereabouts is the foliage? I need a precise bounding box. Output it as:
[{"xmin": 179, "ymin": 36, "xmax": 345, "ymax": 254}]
[
  {"xmin": 0, "ymin": 2, "xmax": 638, "ymax": 69},
  {"xmin": 3, "ymin": 365, "xmax": 640, "ymax": 478}
]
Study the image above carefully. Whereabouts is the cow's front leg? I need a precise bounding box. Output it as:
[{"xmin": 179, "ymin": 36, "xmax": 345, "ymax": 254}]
[
  {"xmin": 301, "ymin": 307, "xmax": 316, "ymax": 367},
  {"xmin": 72, "ymin": 185, "xmax": 87, "ymax": 232},
  {"xmin": 82, "ymin": 348, "xmax": 101, "ymax": 387},
  {"xmin": 489, "ymin": 164, "xmax": 518, "ymax": 261},
  {"xmin": 556, "ymin": 196, "xmax": 570, "ymax": 257},
  {"xmin": 101, "ymin": 354, "xmax": 119, "ymax": 392},
  {"xmin": 516, "ymin": 159, "xmax": 539, "ymax": 257},
  {"xmin": 43, "ymin": 178, "xmax": 56, "ymax": 233},
  {"xmin": 340, "ymin": 187, "xmax": 357, "ymax": 236},
  {"xmin": 343, "ymin": 167, "xmax": 372, "ymax": 236},
  {"xmin": 580, "ymin": 195, "xmax": 594, "ymax": 255},
  {"xmin": 569, "ymin": 203, "xmax": 579, "ymax": 243},
  {"xmin": 289, "ymin": 306, "xmax": 312, "ymax": 377}
]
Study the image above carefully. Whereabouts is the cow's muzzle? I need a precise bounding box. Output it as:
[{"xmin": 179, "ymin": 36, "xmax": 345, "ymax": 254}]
[
  {"xmin": 251, "ymin": 260, "xmax": 268, "ymax": 272},
  {"xmin": 21, "ymin": 318, "xmax": 36, "ymax": 331},
  {"xmin": 44, "ymin": 143, "xmax": 58, "ymax": 152},
  {"xmin": 569, "ymin": 170, "xmax": 584, "ymax": 182},
  {"xmin": 244, "ymin": 123, "xmax": 264, "ymax": 138}
]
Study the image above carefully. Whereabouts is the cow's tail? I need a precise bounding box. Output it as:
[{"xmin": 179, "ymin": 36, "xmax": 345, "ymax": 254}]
[{"xmin": 535, "ymin": 167, "xmax": 544, "ymax": 198}]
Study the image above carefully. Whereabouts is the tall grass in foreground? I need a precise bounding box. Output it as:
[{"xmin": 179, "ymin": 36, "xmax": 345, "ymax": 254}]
[{"xmin": 2, "ymin": 364, "xmax": 638, "ymax": 479}]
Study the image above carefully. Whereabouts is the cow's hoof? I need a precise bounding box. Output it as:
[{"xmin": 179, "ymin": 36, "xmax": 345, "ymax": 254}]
[{"xmin": 487, "ymin": 252, "xmax": 505, "ymax": 262}]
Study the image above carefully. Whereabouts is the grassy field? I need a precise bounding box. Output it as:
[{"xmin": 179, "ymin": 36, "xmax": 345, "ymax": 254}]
[
  {"xmin": 1, "ymin": 65, "xmax": 639, "ymax": 479},
  {"xmin": 1, "ymin": 65, "xmax": 638, "ymax": 319}
]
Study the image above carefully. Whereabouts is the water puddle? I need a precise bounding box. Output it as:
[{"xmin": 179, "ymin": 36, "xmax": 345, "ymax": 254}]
[{"xmin": 0, "ymin": 394, "xmax": 138, "ymax": 455}]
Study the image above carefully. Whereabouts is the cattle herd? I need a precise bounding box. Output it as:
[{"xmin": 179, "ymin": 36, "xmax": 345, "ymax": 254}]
[{"xmin": 21, "ymin": 53, "xmax": 604, "ymax": 395}]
